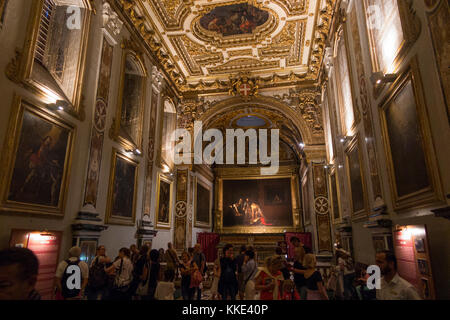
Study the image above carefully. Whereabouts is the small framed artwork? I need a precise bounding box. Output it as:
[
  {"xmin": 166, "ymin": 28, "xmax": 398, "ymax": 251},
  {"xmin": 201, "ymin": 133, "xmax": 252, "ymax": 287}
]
[
  {"xmin": 417, "ymin": 259, "xmax": 429, "ymax": 276},
  {"xmin": 414, "ymin": 237, "xmax": 425, "ymax": 253},
  {"xmin": 155, "ymin": 173, "xmax": 173, "ymax": 229},
  {"xmin": 194, "ymin": 177, "xmax": 212, "ymax": 228},
  {"xmin": 0, "ymin": 95, "xmax": 75, "ymax": 217},
  {"xmin": 105, "ymin": 149, "xmax": 138, "ymax": 226},
  {"xmin": 421, "ymin": 278, "xmax": 430, "ymax": 299}
]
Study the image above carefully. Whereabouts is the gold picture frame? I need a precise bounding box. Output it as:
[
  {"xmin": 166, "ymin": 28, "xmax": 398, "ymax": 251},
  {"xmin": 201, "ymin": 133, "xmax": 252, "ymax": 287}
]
[
  {"xmin": 105, "ymin": 149, "xmax": 138, "ymax": 226},
  {"xmin": 361, "ymin": 0, "xmax": 421, "ymax": 96},
  {"xmin": 194, "ymin": 176, "xmax": 213, "ymax": 229},
  {"xmin": 155, "ymin": 172, "xmax": 173, "ymax": 230},
  {"xmin": 345, "ymin": 134, "xmax": 369, "ymax": 221},
  {"xmin": 110, "ymin": 47, "xmax": 147, "ymax": 151},
  {"xmin": 0, "ymin": 94, "xmax": 75, "ymax": 217},
  {"xmin": 10, "ymin": 0, "xmax": 94, "ymax": 119},
  {"xmin": 214, "ymin": 166, "xmax": 301, "ymax": 234},
  {"xmin": 329, "ymin": 167, "xmax": 342, "ymax": 224},
  {"xmin": 379, "ymin": 58, "xmax": 444, "ymax": 211}
]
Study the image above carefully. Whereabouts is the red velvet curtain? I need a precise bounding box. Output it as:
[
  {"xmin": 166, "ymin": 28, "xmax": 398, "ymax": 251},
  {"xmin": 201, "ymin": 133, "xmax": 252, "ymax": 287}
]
[
  {"xmin": 285, "ymin": 232, "xmax": 312, "ymax": 260},
  {"xmin": 197, "ymin": 232, "xmax": 220, "ymax": 262}
]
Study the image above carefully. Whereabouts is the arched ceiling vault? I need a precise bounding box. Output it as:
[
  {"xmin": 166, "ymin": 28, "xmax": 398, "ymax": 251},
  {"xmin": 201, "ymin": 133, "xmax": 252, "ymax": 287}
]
[{"xmin": 116, "ymin": 0, "xmax": 337, "ymax": 96}]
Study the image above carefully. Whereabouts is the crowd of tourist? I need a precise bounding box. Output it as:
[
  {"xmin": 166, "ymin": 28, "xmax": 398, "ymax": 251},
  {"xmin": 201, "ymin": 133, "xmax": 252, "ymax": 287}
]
[{"xmin": 0, "ymin": 237, "xmax": 422, "ymax": 300}]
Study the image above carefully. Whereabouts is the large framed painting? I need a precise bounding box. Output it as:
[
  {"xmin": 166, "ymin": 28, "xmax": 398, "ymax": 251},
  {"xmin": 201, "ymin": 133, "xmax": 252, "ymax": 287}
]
[
  {"xmin": 379, "ymin": 58, "xmax": 444, "ymax": 210},
  {"xmin": 301, "ymin": 172, "xmax": 311, "ymax": 226},
  {"xmin": 215, "ymin": 170, "xmax": 300, "ymax": 234},
  {"xmin": 195, "ymin": 177, "xmax": 212, "ymax": 228},
  {"xmin": 155, "ymin": 173, "xmax": 173, "ymax": 229},
  {"xmin": 7, "ymin": 0, "xmax": 94, "ymax": 119},
  {"xmin": 111, "ymin": 50, "xmax": 146, "ymax": 150},
  {"xmin": 345, "ymin": 135, "xmax": 368, "ymax": 220},
  {"xmin": 0, "ymin": 95, "xmax": 75, "ymax": 217},
  {"xmin": 105, "ymin": 149, "xmax": 138, "ymax": 225},
  {"xmin": 329, "ymin": 168, "xmax": 342, "ymax": 223}
]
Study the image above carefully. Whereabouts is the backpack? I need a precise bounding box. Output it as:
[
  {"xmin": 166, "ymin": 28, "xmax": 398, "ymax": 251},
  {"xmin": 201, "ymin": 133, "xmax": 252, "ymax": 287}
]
[
  {"xmin": 88, "ymin": 257, "xmax": 107, "ymax": 289},
  {"xmin": 61, "ymin": 259, "xmax": 81, "ymax": 299}
]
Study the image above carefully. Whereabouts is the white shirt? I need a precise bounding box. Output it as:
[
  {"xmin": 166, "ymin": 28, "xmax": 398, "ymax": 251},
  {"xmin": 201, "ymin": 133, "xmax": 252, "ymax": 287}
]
[
  {"xmin": 376, "ymin": 273, "xmax": 421, "ymax": 300},
  {"xmin": 338, "ymin": 257, "xmax": 354, "ymax": 275},
  {"xmin": 113, "ymin": 257, "xmax": 133, "ymax": 287},
  {"xmin": 155, "ymin": 281, "xmax": 175, "ymax": 300},
  {"xmin": 55, "ymin": 257, "xmax": 89, "ymax": 280}
]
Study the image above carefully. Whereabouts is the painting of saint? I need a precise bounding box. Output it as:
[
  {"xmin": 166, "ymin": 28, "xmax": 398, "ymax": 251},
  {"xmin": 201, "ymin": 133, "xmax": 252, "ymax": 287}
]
[
  {"xmin": 195, "ymin": 181, "xmax": 211, "ymax": 227},
  {"xmin": 157, "ymin": 178, "xmax": 171, "ymax": 226},
  {"xmin": 223, "ymin": 178, "xmax": 292, "ymax": 228},
  {"xmin": 7, "ymin": 108, "xmax": 71, "ymax": 208},
  {"xmin": 111, "ymin": 156, "xmax": 137, "ymax": 219},
  {"xmin": 199, "ymin": 3, "xmax": 269, "ymax": 37}
]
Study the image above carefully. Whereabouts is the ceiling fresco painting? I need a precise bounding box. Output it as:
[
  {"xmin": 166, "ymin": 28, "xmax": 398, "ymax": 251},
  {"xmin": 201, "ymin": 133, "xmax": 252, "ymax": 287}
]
[
  {"xmin": 199, "ymin": 3, "xmax": 270, "ymax": 37},
  {"xmin": 116, "ymin": 0, "xmax": 336, "ymax": 96}
]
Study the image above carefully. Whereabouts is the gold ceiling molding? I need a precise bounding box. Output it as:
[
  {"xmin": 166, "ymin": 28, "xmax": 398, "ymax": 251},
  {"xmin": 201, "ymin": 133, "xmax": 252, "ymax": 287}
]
[
  {"xmin": 273, "ymin": 0, "xmax": 309, "ymax": 16},
  {"xmin": 273, "ymin": 86, "xmax": 323, "ymax": 134},
  {"xmin": 115, "ymin": 0, "xmax": 338, "ymax": 96},
  {"xmin": 147, "ymin": 0, "xmax": 192, "ymax": 31},
  {"xmin": 191, "ymin": 4, "xmax": 278, "ymax": 48},
  {"xmin": 207, "ymin": 58, "xmax": 279, "ymax": 75},
  {"xmin": 228, "ymin": 49, "xmax": 254, "ymax": 57}
]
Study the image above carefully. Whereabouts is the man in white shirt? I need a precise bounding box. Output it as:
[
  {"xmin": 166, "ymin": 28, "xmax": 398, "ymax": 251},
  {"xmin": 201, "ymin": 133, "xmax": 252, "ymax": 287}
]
[
  {"xmin": 55, "ymin": 246, "xmax": 89, "ymax": 300},
  {"xmin": 375, "ymin": 251, "xmax": 421, "ymax": 300}
]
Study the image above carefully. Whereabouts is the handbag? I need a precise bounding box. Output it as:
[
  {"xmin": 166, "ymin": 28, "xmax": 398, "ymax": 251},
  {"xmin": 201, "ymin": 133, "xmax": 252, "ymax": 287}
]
[
  {"xmin": 136, "ymin": 262, "xmax": 151, "ymax": 296},
  {"xmin": 190, "ymin": 269, "xmax": 203, "ymax": 288}
]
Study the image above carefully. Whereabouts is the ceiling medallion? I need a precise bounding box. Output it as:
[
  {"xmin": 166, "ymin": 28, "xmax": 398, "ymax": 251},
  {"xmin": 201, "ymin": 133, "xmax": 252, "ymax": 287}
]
[{"xmin": 228, "ymin": 73, "xmax": 259, "ymax": 101}]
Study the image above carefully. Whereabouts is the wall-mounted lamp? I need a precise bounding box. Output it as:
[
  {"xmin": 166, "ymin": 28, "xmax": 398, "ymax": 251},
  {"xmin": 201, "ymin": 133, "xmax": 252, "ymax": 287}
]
[
  {"xmin": 126, "ymin": 148, "xmax": 142, "ymax": 156},
  {"xmin": 48, "ymin": 100, "xmax": 69, "ymax": 111},
  {"xmin": 299, "ymin": 142, "xmax": 305, "ymax": 149},
  {"xmin": 339, "ymin": 135, "xmax": 352, "ymax": 144},
  {"xmin": 370, "ymin": 72, "xmax": 397, "ymax": 86}
]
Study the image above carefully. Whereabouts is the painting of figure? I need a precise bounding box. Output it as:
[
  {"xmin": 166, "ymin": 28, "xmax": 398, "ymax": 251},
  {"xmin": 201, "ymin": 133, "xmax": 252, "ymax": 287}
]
[
  {"xmin": 111, "ymin": 155, "xmax": 137, "ymax": 219},
  {"xmin": 195, "ymin": 181, "xmax": 211, "ymax": 227},
  {"xmin": 223, "ymin": 178, "xmax": 292, "ymax": 227},
  {"xmin": 7, "ymin": 107, "xmax": 72, "ymax": 208},
  {"xmin": 156, "ymin": 175, "xmax": 172, "ymax": 228},
  {"xmin": 200, "ymin": 3, "xmax": 269, "ymax": 36}
]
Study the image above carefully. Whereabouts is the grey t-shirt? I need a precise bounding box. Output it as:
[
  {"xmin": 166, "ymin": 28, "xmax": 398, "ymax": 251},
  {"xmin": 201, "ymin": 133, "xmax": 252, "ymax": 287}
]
[{"xmin": 241, "ymin": 259, "xmax": 258, "ymax": 282}]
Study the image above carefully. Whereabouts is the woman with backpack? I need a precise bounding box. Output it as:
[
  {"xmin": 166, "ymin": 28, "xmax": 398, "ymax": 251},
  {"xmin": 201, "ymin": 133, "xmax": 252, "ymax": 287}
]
[
  {"xmin": 241, "ymin": 249, "xmax": 258, "ymax": 300},
  {"xmin": 86, "ymin": 245, "xmax": 111, "ymax": 300},
  {"xmin": 218, "ymin": 244, "xmax": 238, "ymax": 300}
]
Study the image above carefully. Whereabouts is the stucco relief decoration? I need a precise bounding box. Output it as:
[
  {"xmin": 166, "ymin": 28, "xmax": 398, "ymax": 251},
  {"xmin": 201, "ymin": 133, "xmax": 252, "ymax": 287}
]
[{"xmin": 103, "ymin": 1, "xmax": 124, "ymax": 36}]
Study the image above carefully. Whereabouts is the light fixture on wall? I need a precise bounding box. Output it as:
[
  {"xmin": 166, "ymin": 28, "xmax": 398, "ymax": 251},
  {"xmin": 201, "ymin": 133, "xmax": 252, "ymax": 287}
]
[
  {"xmin": 48, "ymin": 100, "xmax": 69, "ymax": 111},
  {"xmin": 370, "ymin": 72, "xmax": 397, "ymax": 85},
  {"xmin": 299, "ymin": 142, "xmax": 305, "ymax": 149},
  {"xmin": 125, "ymin": 148, "xmax": 142, "ymax": 156},
  {"xmin": 339, "ymin": 135, "xmax": 352, "ymax": 144}
]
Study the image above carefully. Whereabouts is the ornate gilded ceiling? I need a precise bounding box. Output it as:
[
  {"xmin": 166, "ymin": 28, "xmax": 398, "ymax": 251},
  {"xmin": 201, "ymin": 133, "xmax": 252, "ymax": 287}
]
[{"xmin": 118, "ymin": 0, "xmax": 336, "ymax": 96}]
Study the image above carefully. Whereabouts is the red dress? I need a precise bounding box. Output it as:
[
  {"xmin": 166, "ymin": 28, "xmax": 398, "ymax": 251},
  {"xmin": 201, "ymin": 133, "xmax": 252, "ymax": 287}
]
[{"xmin": 258, "ymin": 271, "xmax": 282, "ymax": 300}]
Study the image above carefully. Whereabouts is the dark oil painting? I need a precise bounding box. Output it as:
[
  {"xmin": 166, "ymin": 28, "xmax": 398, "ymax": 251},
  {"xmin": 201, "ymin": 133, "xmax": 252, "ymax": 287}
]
[
  {"xmin": 112, "ymin": 156, "xmax": 136, "ymax": 218},
  {"xmin": 223, "ymin": 178, "xmax": 292, "ymax": 227},
  {"xmin": 385, "ymin": 80, "xmax": 430, "ymax": 198},
  {"xmin": 200, "ymin": 3, "xmax": 269, "ymax": 36},
  {"xmin": 347, "ymin": 144, "xmax": 365, "ymax": 214},
  {"xmin": 8, "ymin": 109, "xmax": 71, "ymax": 207},
  {"xmin": 158, "ymin": 179, "xmax": 171, "ymax": 223},
  {"xmin": 196, "ymin": 182, "xmax": 211, "ymax": 225}
]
